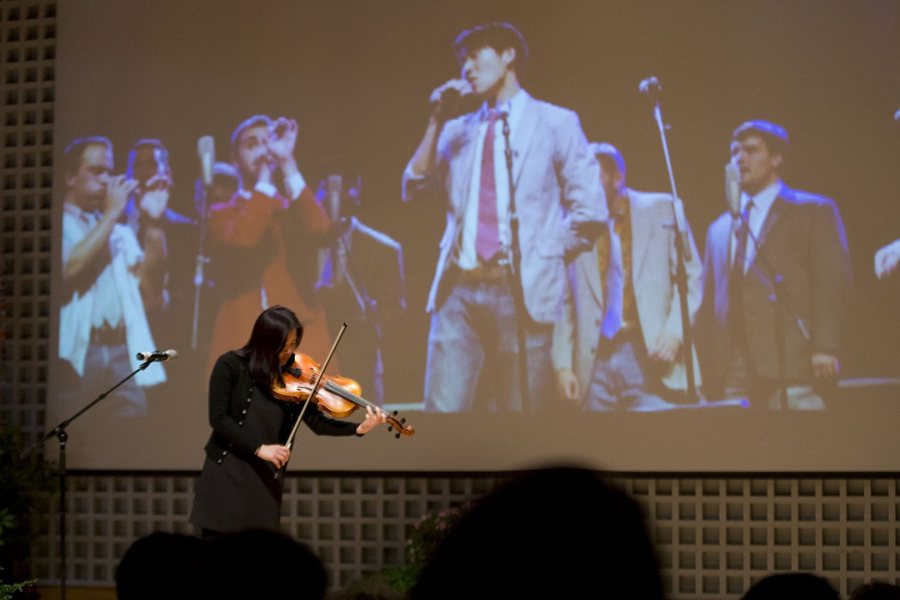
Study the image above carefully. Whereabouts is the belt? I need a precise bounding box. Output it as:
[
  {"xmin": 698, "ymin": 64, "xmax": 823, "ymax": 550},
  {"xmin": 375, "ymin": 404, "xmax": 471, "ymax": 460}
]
[
  {"xmin": 457, "ymin": 258, "xmax": 512, "ymax": 282},
  {"xmin": 90, "ymin": 324, "xmax": 125, "ymax": 345}
]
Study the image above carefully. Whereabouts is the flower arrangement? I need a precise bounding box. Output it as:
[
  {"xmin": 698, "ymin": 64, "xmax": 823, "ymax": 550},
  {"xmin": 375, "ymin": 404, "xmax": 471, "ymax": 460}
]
[
  {"xmin": 385, "ymin": 504, "xmax": 469, "ymax": 594},
  {"xmin": 404, "ymin": 506, "xmax": 468, "ymax": 568},
  {"xmin": 328, "ymin": 504, "xmax": 471, "ymax": 599}
]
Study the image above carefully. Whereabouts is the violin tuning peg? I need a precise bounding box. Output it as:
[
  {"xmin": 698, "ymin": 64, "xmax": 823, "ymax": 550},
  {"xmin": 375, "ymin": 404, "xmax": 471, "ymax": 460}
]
[
  {"xmin": 400, "ymin": 418, "xmax": 406, "ymax": 424},
  {"xmin": 394, "ymin": 432, "xmax": 401, "ymax": 439},
  {"xmin": 392, "ymin": 410, "xmax": 398, "ymax": 416}
]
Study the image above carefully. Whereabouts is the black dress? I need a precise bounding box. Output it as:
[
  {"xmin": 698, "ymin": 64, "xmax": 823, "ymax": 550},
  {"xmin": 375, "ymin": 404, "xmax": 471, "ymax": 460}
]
[
  {"xmin": 191, "ymin": 385, "xmax": 287, "ymax": 531},
  {"xmin": 189, "ymin": 351, "xmax": 358, "ymax": 533}
]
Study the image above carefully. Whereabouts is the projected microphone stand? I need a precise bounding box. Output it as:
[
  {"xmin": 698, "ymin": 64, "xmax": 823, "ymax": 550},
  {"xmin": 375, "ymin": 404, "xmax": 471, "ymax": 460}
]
[
  {"xmin": 21, "ymin": 357, "xmax": 160, "ymax": 600},
  {"xmin": 191, "ymin": 180, "xmax": 211, "ymax": 350},
  {"xmin": 500, "ymin": 112, "xmax": 530, "ymax": 409},
  {"xmin": 643, "ymin": 78, "xmax": 698, "ymax": 404},
  {"xmin": 741, "ymin": 223, "xmax": 811, "ymax": 407}
]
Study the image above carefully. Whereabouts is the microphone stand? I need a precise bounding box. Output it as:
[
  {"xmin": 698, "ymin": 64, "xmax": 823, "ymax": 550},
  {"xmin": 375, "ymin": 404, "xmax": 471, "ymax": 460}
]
[
  {"xmin": 644, "ymin": 83, "xmax": 698, "ymax": 404},
  {"xmin": 500, "ymin": 113, "xmax": 530, "ymax": 409},
  {"xmin": 333, "ymin": 221, "xmax": 387, "ymax": 404},
  {"xmin": 191, "ymin": 181, "xmax": 210, "ymax": 350},
  {"xmin": 20, "ymin": 358, "xmax": 160, "ymax": 600}
]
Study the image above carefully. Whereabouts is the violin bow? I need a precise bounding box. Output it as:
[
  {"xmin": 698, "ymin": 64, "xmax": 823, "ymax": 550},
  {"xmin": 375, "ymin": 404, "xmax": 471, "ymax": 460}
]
[{"xmin": 275, "ymin": 322, "xmax": 347, "ymax": 479}]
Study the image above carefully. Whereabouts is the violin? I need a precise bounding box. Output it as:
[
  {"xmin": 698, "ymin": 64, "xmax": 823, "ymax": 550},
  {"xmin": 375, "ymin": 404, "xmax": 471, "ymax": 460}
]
[{"xmin": 272, "ymin": 353, "xmax": 414, "ymax": 439}]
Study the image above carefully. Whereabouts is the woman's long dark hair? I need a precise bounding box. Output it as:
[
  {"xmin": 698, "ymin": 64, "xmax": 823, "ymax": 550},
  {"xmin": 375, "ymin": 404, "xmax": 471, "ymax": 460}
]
[{"xmin": 237, "ymin": 305, "xmax": 303, "ymax": 387}]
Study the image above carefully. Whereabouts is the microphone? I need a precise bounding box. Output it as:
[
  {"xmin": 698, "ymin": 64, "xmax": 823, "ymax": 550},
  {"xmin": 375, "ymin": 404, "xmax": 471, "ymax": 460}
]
[
  {"xmin": 434, "ymin": 83, "xmax": 477, "ymax": 120},
  {"xmin": 638, "ymin": 76, "xmax": 662, "ymax": 99},
  {"xmin": 325, "ymin": 174, "xmax": 342, "ymax": 222},
  {"xmin": 136, "ymin": 349, "xmax": 178, "ymax": 362},
  {"xmin": 197, "ymin": 136, "xmax": 215, "ymax": 188},
  {"xmin": 725, "ymin": 162, "xmax": 742, "ymax": 219}
]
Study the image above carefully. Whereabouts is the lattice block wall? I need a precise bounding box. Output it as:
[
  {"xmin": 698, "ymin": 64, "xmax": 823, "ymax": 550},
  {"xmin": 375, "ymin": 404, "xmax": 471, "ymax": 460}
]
[
  {"xmin": 21, "ymin": 473, "xmax": 900, "ymax": 597},
  {"xmin": 0, "ymin": 0, "xmax": 55, "ymax": 445},
  {"xmin": 631, "ymin": 477, "xmax": 900, "ymax": 597}
]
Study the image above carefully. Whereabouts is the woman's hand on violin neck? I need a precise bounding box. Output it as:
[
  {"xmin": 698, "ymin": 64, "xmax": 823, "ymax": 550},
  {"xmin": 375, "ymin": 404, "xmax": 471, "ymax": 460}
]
[
  {"xmin": 256, "ymin": 444, "xmax": 291, "ymax": 469},
  {"xmin": 356, "ymin": 406, "xmax": 388, "ymax": 435}
]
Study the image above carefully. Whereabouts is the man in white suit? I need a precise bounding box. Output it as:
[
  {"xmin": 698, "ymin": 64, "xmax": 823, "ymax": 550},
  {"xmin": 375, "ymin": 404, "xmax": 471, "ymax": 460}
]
[
  {"xmin": 552, "ymin": 143, "xmax": 702, "ymax": 410},
  {"xmin": 403, "ymin": 22, "xmax": 604, "ymax": 411}
]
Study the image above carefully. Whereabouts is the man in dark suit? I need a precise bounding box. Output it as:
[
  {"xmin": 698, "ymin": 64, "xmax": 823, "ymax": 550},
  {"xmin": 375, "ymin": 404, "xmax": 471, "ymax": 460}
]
[
  {"xmin": 316, "ymin": 174, "xmax": 407, "ymax": 407},
  {"xmin": 402, "ymin": 21, "xmax": 604, "ymax": 412},
  {"xmin": 699, "ymin": 120, "xmax": 851, "ymax": 409}
]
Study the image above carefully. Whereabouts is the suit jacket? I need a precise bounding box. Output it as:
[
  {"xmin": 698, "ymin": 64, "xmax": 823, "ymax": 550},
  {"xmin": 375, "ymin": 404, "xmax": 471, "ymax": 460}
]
[
  {"xmin": 552, "ymin": 190, "xmax": 703, "ymax": 398},
  {"xmin": 203, "ymin": 351, "xmax": 358, "ymax": 465},
  {"xmin": 403, "ymin": 92, "xmax": 605, "ymax": 324},
  {"xmin": 698, "ymin": 184, "xmax": 851, "ymax": 394},
  {"xmin": 206, "ymin": 187, "xmax": 337, "ymax": 374}
]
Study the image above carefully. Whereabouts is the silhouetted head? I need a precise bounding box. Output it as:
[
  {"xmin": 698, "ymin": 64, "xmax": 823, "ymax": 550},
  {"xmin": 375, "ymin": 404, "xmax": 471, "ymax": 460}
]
[
  {"xmin": 741, "ymin": 572, "xmax": 839, "ymax": 600},
  {"xmin": 410, "ymin": 465, "xmax": 664, "ymax": 599},
  {"xmin": 192, "ymin": 528, "xmax": 328, "ymax": 599},
  {"xmin": 115, "ymin": 532, "xmax": 202, "ymax": 600},
  {"xmin": 849, "ymin": 581, "xmax": 900, "ymax": 600}
]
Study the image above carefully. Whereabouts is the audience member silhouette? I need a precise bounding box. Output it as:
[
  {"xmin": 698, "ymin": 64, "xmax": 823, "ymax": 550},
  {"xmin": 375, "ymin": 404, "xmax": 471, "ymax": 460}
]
[
  {"xmin": 409, "ymin": 464, "xmax": 665, "ymax": 599},
  {"xmin": 115, "ymin": 531, "xmax": 202, "ymax": 600},
  {"xmin": 191, "ymin": 528, "xmax": 328, "ymax": 599},
  {"xmin": 740, "ymin": 572, "xmax": 839, "ymax": 600},
  {"xmin": 850, "ymin": 581, "xmax": 900, "ymax": 600}
]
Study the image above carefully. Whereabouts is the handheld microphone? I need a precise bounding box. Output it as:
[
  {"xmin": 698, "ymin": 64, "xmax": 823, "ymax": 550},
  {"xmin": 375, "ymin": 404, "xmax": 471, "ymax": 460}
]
[
  {"xmin": 725, "ymin": 162, "xmax": 742, "ymax": 219},
  {"xmin": 638, "ymin": 76, "xmax": 662, "ymax": 99},
  {"xmin": 197, "ymin": 136, "xmax": 215, "ymax": 188},
  {"xmin": 435, "ymin": 82, "xmax": 477, "ymax": 119},
  {"xmin": 325, "ymin": 174, "xmax": 342, "ymax": 222},
  {"xmin": 136, "ymin": 349, "xmax": 178, "ymax": 362}
]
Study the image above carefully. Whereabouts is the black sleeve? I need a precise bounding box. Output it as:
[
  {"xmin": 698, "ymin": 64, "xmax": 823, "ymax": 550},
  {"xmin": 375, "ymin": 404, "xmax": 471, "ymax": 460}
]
[
  {"xmin": 208, "ymin": 353, "xmax": 260, "ymax": 455},
  {"xmin": 301, "ymin": 407, "xmax": 361, "ymax": 437}
]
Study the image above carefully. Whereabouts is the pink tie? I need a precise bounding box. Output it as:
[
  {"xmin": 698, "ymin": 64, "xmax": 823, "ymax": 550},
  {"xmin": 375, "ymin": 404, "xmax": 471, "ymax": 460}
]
[{"xmin": 476, "ymin": 111, "xmax": 500, "ymax": 262}]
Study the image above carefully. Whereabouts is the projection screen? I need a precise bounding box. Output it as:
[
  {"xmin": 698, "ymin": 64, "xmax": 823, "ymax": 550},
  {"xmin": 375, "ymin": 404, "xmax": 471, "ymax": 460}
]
[{"xmin": 47, "ymin": 0, "xmax": 900, "ymax": 472}]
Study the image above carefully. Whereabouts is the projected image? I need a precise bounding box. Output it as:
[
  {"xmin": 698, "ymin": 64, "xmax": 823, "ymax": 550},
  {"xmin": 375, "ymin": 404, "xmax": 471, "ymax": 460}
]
[
  {"xmin": 48, "ymin": 1, "xmax": 900, "ymax": 470},
  {"xmin": 57, "ymin": 117, "xmax": 407, "ymax": 418}
]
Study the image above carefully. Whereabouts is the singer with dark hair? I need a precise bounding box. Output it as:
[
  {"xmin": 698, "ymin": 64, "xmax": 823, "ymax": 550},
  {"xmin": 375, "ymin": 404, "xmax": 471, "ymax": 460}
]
[
  {"xmin": 123, "ymin": 139, "xmax": 198, "ymax": 384},
  {"xmin": 204, "ymin": 115, "xmax": 339, "ymax": 374},
  {"xmin": 189, "ymin": 305, "xmax": 387, "ymax": 537},
  {"xmin": 58, "ymin": 136, "xmax": 163, "ymax": 417},
  {"xmin": 698, "ymin": 120, "xmax": 851, "ymax": 409},
  {"xmin": 402, "ymin": 21, "xmax": 605, "ymax": 412},
  {"xmin": 552, "ymin": 143, "xmax": 703, "ymax": 410}
]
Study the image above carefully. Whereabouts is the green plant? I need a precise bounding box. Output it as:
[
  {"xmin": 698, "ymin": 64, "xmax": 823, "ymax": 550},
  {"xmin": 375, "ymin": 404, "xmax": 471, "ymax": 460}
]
[
  {"xmin": 0, "ymin": 577, "xmax": 36, "ymax": 600},
  {"xmin": 328, "ymin": 504, "xmax": 470, "ymax": 599},
  {"xmin": 0, "ymin": 419, "xmax": 56, "ymax": 580},
  {"xmin": 388, "ymin": 504, "xmax": 470, "ymax": 594}
]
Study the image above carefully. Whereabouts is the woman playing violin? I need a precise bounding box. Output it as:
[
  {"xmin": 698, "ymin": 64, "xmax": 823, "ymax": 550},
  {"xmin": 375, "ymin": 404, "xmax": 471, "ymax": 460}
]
[{"xmin": 190, "ymin": 305, "xmax": 388, "ymax": 538}]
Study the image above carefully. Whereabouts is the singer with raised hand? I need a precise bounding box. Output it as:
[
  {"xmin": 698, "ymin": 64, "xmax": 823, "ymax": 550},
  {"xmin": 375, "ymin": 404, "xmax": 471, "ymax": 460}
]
[
  {"xmin": 402, "ymin": 21, "xmax": 604, "ymax": 412},
  {"xmin": 123, "ymin": 139, "xmax": 198, "ymax": 387},
  {"xmin": 698, "ymin": 120, "xmax": 851, "ymax": 409},
  {"xmin": 204, "ymin": 115, "xmax": 338, "ymax": 376},
  {"xmin": 190, "ymin": 305, "xmax": 387, "ymax": 538},
  {"xmin": 58, "ymin": 136, "xmax": 165, "ymax": 417}
]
